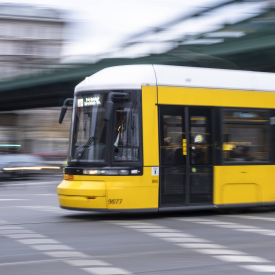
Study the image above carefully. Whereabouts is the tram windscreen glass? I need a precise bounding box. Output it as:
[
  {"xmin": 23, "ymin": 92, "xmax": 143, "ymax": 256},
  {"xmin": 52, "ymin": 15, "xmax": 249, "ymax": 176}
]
[
  {"xmin": 69, "ymin": 93, "xmax": 108, "ymax": 163},
  {"xmin": 114, "ymin": 107, "xmax": 139, "ymax": 161},
  {"xmin": 223, "ymin": 111, "xmax": 269, "ymax": 162}
]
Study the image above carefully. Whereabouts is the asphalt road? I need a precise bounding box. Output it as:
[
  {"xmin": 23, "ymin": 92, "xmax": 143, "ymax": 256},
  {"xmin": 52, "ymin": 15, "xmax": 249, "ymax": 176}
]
[{"xmin": 1, "ymin": 176, "xmax": 275, "ymax": 274}]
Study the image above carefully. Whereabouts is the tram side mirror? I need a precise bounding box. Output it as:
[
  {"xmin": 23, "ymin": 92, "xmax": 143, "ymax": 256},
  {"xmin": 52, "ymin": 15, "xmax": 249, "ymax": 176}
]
[
  {"xmin": 59, "ymin": 98, "xmax": 73, "ymax": 124},
  {"xmin": 59, "ymin": 106, "xmax": 67, "ymax": 124},
  {"xmin": 104, "ymin": 92, "xmax": 130, "ymax": 121},
  {"xmin": 104, "ymin": 101, "xmax": 114, "ymax": 121}
]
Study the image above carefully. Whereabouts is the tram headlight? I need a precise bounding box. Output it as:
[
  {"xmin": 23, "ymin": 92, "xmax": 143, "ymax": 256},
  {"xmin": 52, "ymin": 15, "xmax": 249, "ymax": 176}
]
[
  {"xmin": 106, "ymin": 170, "xmax": 119, "ymax": 175},
  {"xmin": 119, "ymin": 170, "xmax": 129, "ymax": 175},
  {"xmin": 89, "ymin": 170, "xmax": 97, "ymax": 175},
  {"xmin": 81, "ymin": 169, "xmax": 140, "ymax": 175},
  {"xmin": 83, "ymin": 169, "xmax": 98, "ymax": 175}
]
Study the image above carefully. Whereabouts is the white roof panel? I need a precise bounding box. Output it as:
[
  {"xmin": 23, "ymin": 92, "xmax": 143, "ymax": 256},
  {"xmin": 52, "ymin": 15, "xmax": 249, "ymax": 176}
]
[
  {"xmin": 75, "ymin": 65, "xmax": 156, "ymax": 93},
  {"xmin": 153, "ymin": 65, "xmax": 254, "ymax": 91},
  {"xmin": 75, "ymin": 64, "xmax": 275, "ymax": 93},
  {"xmin": 253, "ymin": 72, "xmax": 275, "ymax": 92}
]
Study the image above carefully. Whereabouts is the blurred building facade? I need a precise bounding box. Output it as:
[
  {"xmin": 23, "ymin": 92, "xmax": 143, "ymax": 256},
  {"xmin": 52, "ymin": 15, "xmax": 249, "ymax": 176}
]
[
  {"xmin": 0, "ymin": 4, "xmax": 67, "ymax": 161},
  {"xmin": 0, "ymin": 107, "xmax": 72, "ymax": 162},
  {"xmin": 0, "ymin": 3, "xmax": 64, "ymax": 81},
  {"xmin": 1, "ymin": 0, "xmax": 275, "ymax": 161}
]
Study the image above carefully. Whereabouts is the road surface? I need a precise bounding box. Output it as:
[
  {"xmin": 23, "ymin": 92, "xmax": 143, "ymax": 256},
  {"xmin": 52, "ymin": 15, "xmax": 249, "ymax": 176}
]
[{"xmin": 1, "ymin": 176, "xmax": 275, "ymax": 274}]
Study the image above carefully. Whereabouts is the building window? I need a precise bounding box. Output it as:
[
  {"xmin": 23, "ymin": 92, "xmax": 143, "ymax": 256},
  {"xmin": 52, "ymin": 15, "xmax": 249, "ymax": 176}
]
[{"xmin": 223, "ymin": 110, "xmax": 269, "ymax": 162}]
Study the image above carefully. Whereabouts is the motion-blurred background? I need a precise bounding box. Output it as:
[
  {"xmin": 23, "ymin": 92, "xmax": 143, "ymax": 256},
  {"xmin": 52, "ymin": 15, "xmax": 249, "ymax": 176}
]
[{"xmin": 0, "ymin": 0, "xmax": 275, "ymax": 174}]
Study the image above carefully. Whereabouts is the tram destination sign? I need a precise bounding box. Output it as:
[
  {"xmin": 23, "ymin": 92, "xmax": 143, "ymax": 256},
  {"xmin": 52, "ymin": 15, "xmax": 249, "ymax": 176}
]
[{"xmin": 78, "ymin": 96, "xmax": 101, "ymax": 107}]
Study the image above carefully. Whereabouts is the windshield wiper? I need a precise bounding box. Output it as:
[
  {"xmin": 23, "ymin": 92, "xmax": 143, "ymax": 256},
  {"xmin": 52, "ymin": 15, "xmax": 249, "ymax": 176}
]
[{"xmin": 76, "ymin": 136, "xmax": 97, "ymax": 164}]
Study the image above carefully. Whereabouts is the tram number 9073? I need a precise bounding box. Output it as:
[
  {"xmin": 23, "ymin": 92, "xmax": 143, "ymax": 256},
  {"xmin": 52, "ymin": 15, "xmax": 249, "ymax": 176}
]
[{"xmin": 108, "ymin": 199, "xmax": 123, "ymax": 204}]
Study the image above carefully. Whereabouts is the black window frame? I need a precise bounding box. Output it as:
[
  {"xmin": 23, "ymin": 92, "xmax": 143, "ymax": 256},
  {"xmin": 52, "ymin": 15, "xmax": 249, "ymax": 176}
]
[
  {"xmin": 67, "ymin": 89, "xmax": 143, "ymax": 168},
  {"xmin": 189, "ymin": 107, "xmax": 214, "ymax": 166},
  {"xmin": 110, "ymin": 101, "xmax": 143, "ymax": 167},
  {"xmin": 221, "ymin": 107, "xmax": 272, "ymax": 165},
  {"xmin": 109, "ymin": 90, "xmax": 143, "ymax": 168}
]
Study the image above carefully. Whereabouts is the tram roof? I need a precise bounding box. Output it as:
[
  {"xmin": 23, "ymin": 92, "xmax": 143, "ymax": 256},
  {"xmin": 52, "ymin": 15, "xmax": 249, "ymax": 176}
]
[{"xmin": 75, "ymin": 65, "xmax": 275, "ymax": 94}]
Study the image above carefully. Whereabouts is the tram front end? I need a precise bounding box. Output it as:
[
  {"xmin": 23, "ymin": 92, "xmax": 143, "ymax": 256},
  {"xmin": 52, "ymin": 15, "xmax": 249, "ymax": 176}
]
[{"xmin": 57, "ymin": 66, "xmax": 159, "ymax": 212}]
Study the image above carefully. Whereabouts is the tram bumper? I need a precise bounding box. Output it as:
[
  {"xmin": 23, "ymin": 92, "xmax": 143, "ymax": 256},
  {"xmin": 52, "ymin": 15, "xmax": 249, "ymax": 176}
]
[{"xmin": 57, "ymin": 180, "xmax": 106, "ymax": 210}]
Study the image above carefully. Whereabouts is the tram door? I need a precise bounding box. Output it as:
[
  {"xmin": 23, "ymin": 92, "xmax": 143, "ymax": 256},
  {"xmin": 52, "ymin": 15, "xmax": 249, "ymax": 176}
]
[{"xmin": 159, "ymin": 106, "xmax": 213, "ymax": 207}]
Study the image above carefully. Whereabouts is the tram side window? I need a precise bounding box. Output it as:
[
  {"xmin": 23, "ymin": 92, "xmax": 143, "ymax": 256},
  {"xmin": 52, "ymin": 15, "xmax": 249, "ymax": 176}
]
[
  {"xmin": 223, "ymin": 110, "xmax": 269, "ymax": 162},
  {"xmin": 114, "ymin": 107, "xmax": 140, "ymax": 162},
  {"xmin": 161, "ymin": 115, "xmax": 185, "ymax": 165}
]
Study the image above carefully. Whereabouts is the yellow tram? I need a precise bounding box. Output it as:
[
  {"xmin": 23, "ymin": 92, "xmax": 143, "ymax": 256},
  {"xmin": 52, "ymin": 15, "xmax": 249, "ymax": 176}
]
[{"xmin": 57, "ymin": 65, "xmax": 275, "ymax": 211}]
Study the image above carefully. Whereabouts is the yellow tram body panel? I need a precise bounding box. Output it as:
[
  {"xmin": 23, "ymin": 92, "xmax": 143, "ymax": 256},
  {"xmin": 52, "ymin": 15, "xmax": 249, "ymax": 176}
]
[
  {"xmin": 214, "ymin": 165, "xmax": 275, "ymax": 205},
  {"xmin": 142, "ymin": 86, "xmax": 159, "ymax": 167},
  {"xmin": 158, "ymin": 86, "xmax": 275, "ymax": 108},
  {"xmin": 58, "ymin": 167, "xmax": 159, "ymax": 210}
]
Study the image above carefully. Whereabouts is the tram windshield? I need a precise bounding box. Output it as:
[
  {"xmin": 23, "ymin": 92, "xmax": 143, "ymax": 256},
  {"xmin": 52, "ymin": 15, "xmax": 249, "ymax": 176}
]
[
  {"xmin": 68, "ymin": 90, "xmax": 141, "ymax": 165},
  {"xmin": 69, "ymin": 93, "xmax": 108, "ymax": 163}
]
